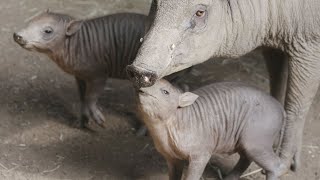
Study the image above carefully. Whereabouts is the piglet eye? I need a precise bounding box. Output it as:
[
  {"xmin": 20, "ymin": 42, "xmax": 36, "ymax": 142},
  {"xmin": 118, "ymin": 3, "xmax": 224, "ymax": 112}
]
[
  {"xmin": 162, "ymin": 89, "xmax": 170, "ymax": 95},
  {"xmin": 195, "ymin": 10, "xmax": 205, "ymax": 17},
  {"xmin": 43, "ymin": 27, "xmax": 53, "ymax": 34}
]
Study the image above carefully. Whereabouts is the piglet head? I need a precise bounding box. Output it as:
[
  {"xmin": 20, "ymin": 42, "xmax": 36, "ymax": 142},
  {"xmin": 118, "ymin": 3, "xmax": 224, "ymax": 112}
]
[
  {"xmin": 138, "ymin": 79, "xmax": 199, "ymax": 121},
  {"xmin": 13, "ymin": 9, "xmax": 79, "ymax": 54}
]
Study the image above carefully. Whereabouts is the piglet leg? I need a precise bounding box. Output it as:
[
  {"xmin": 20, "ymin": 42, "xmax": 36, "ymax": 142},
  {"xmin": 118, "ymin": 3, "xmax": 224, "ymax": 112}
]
[
  {"xmin": 245, "ymin": 146, "xmax": 287, "ymax": 180},
  {"xmin": 184, "ymin": 155, "xmax": 210, "ymax": 180},
  {"xmin": 224, "ymin": 153, "xmax": 251, "ymax": 180},
  {"xmin": 167, "ymin": 159, "xmax": 184, "ymax": 180},
  {"xmin": 76, "ymin": 77, "xmax": 106, "ymax": 128},
  {"xmin": 75, "ymin": 77, "xmax": 88, "ymax": 128}
]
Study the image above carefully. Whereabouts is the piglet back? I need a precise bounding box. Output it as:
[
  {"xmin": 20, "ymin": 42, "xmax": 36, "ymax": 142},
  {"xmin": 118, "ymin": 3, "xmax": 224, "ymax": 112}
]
[{"xmin": 69, "ymin": 13, "xmax": 148, "ymax": 78}]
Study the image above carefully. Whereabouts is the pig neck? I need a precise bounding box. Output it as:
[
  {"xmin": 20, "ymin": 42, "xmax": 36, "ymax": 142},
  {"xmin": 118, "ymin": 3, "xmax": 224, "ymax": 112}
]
[
  {"xmin": 47, "ymin": 20, "xmax": 106, "ymax": 77},
  {"xmin": 199, "ymin": 0, "xmax": 320, "ymax": 57},
  {"xmin": 47, "ymin": 37, "xmax": 78, "ymax": 75},
  {"xmin": 48, "ymin": 31, "xmax": 105, "ymax": 77},
  {"xmin": 144, "ymin": 116, "xmax": 183, "ymax": 159}
]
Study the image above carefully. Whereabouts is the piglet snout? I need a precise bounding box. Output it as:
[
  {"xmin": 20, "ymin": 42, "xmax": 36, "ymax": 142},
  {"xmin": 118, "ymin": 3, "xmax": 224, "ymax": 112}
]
[{"xmin": 13, "ymin": 33, "xmax": 26, "ymax": 46}]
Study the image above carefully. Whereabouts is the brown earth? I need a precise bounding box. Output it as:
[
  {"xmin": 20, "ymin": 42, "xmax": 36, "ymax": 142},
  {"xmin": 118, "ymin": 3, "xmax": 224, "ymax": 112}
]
[{"xmin": 0, "ymin": 0, "xmax": 319, "ymax": 179}]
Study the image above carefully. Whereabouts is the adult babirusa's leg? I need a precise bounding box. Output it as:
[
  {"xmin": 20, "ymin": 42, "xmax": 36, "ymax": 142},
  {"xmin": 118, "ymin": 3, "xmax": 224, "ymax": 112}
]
[
  {"xmin": 263, "ymin": 48, "xmax": 288, "ymax": 105},
  {"xmin": 281, "ymin": 47, "xmax": 320, "ymax": 171}
]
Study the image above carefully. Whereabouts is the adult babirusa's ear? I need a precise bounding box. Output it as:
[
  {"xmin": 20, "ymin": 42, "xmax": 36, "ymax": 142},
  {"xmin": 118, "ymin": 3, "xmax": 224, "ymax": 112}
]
[
  {"xmin": 66, "ymin": 20, "xmax": 83, "ymax": 36},
  {"xmin": 178, "ymin": 92, "xmax": 199, "ymax": 108}
]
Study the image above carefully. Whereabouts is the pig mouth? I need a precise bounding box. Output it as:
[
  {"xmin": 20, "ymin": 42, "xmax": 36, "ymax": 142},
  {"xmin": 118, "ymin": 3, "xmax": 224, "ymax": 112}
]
[
  {"xmin": 21, "ymin": 43, "xmax": 36, "ymax": 50},
  {"xmin": 22, "ymin": 42, "xmax": 49, "ymax": 53},
  {"xmin": 17, "ymin": 41, "xmax": 37, "ymax": 50}
]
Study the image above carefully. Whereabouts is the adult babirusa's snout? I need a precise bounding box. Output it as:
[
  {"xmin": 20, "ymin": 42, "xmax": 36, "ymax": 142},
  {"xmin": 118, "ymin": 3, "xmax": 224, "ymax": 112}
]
[
  {"xmin": 126, "ymin": 64, "xmax": 158, "ymax": 88},
  {"xmin": 13, "ymin": 32, "xmax": 26, "ymax": 46}
]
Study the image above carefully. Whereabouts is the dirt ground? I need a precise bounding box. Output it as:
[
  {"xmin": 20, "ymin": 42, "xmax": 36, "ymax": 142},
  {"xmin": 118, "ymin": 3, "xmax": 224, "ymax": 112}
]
[{"xmin": 1, "ymin": 0, "xmax": 319, "ymax": 179}]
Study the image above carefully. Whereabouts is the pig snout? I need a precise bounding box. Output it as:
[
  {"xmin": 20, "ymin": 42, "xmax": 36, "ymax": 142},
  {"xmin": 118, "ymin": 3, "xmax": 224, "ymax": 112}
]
[
  {"xmin": 13, "ymin": 32, "xmax": 26, "ymax": 46},
  {"xmin": 126, "ymin": 65, "xmax": 158, "ymax": 88}
]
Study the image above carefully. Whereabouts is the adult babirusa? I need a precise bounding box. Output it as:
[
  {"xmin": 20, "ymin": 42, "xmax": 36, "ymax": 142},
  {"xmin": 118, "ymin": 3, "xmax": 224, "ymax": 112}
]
[{"xmin": 127, "ymin": 0, "xmax": 320, "ymax": 172}]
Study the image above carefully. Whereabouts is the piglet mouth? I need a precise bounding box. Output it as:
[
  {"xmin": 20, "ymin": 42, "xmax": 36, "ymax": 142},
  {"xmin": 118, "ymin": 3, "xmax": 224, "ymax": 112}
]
[
  {"xmin": 15, "ymin": 41, "xmax": 34, "ymax": 50},
  {"xmin": 138, "ymin": 90, "xmax": 157, "ymax": 99},
  {"xmin": 138, "ymin": 90, "xmax": 147, "ymax": 95},
  {"xmin": 21, "ymin": 43, "xmax": 33, "ymax": 50},
  {"xmin": 22, "ymin": 43, "xmax": 48, "ymax": 53},
  {"xmin": 13, "ymin": 34, "xmax": 38, "ymax": 51}
]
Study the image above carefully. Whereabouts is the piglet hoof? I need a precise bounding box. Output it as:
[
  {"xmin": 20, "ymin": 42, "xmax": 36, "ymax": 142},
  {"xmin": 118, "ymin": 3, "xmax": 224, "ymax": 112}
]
[
  {"xmin": 82, "ymin": 105, "xmax": 106, "ymax": 128},
  {"xmin": 290, "ymin": 151, "xmax": 299, "ymax": 172},
  {"xmin": 89, "ymin": 107, "xmax": 106, "ymax": 128},
  {"xmin": 71, "ymin": 115, "xmax": 89, "ymax": 129},
  {"xmin": 136, "ymin": 125, "xmax": 148, "ymax": 137},
  {"xmin": 223, "ymin": 175, "xmax": 240, "ymax": 180}
]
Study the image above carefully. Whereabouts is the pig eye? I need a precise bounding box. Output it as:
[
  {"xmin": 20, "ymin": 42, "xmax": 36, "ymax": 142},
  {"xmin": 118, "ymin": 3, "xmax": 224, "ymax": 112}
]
[
  {"xmin": 189, "ymin": 5, "xmax": 208, "ymax": 31},
  {"xmin": 195, "ymin": 10, "xmax": 205, "ymax": 18},
  {"xmin": 161, "ymin": 89, "xmax": 170, "ymax": 95},
  {"xmin": 43, "ymin": 27, "xmax": 53, "ymax": 34}
]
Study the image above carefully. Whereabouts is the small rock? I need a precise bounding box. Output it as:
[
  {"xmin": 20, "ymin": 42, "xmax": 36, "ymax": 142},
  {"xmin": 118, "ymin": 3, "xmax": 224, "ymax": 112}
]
[{"xmin": 30, "ymin": 75, "xmax": 37, "ymax": 80}]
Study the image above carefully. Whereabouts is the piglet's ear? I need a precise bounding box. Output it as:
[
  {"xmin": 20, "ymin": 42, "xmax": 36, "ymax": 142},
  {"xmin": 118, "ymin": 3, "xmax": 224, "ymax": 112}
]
[
  {"xmin": 178, "ymin": 92, "xmax": 199, "ymax": 108},
  {"xmin": 66, "ymin": 20, "xmax": 83, "ymax": 36}
]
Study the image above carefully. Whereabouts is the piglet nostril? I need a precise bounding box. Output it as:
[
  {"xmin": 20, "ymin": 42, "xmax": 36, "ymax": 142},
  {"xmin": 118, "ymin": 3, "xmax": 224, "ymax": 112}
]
[
  {"xmin": 13, "ymin": 33, "xmax": 25, "ymax": 45},
  {"xmin": 13, "ymin": 33, "xmax": 18, "ymax": 40}
]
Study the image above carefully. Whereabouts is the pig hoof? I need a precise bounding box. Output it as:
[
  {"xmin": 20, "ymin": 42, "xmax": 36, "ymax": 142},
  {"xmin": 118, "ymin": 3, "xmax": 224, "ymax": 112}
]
[
  {"xmin": 223, "ymin": 175, "xmax": 239, "ymax": 180},
  {"xmin": 278, "ymin": 163, "xmax": 289, "ymax": 177},
  {"xmin": 88, "ymin": 107, "xmax": 106, "ymax": 128},
  {"xmin": 71, "ymin": 115, "xmax": 89, "ymax": 129},
  {"xmin": 290, "ymin": 151, "xmax": 299, "ymax": 172},
  {"xmin": 290, "ymin": 162, "xmax": 297, "ymax": 172}
]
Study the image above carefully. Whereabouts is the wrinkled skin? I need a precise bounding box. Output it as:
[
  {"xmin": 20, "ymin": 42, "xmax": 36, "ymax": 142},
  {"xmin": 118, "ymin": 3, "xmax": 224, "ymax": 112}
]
[
  {"xmin": 13, "ymin": 10, "xmax": 190, "ymax": 129},
  {"xmin": 128, "ymin": 0, "xmax": 320, "ymax": 171},
  {"xmin": 138, "ymin": 80, "xmax": 287, "ymax": 180}
]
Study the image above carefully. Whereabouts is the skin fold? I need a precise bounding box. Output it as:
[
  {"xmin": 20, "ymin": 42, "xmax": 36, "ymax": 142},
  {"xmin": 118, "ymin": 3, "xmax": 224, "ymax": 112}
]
[
  {"xmin": 138, "ymin": 80, "xmax": 287, "ymax": 180},
  {"xmin": 128, "ymin": 0, "xmax": 320, "ymax": 171}
]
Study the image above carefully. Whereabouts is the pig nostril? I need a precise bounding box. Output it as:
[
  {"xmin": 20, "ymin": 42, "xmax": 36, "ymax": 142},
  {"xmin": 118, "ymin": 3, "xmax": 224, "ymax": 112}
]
[
  {"xmin": 13, "ymin": 33, "xmax": 24, "ymax": 44},
  {"xmin": 143, "ymin": 75, "xmax": 150, "ymax": 83},
  {"xmin": 128, "ymin": 70, "xmax": 135, "ymax": 79},
  {"xmin": 126, "ymin": 65, "xmax": 158, "ymax": 87},
  {"xmin": 126, "ymin": 66, "xmax": 136, "ymax": 79}
]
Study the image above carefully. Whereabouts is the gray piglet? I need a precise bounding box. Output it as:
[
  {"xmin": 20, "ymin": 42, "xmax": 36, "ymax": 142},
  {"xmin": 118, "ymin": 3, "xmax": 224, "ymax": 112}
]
[
  {"xmin": 138, "ymin": 80, "xmax": 287, "ymax": 180},
  {"xmin": 13, "ymin": 10, "xmax": 189, "ymax": 128}
]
